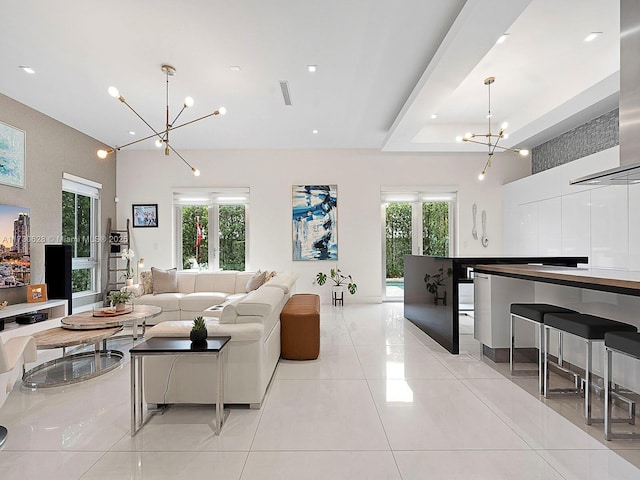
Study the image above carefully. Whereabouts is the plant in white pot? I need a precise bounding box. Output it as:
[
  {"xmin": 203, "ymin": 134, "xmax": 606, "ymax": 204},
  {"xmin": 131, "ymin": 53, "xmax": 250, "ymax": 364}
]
[
  {"xmin": 121, "ymin": 248, "xmax": 135, "ymax": 286},
  {"xmin": 109, "ymin": 288, "xmax": 133, "ymax": 311},
  {"xmin": 316, "ymin": 268, "xmax": 357, "ymax": 304}
]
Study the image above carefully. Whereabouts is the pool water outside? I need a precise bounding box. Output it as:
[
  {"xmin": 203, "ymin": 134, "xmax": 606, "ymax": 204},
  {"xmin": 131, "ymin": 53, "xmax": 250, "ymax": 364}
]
[{"xmin": 385, "ymin": 279, "xmax": 405, "ymax": 298}]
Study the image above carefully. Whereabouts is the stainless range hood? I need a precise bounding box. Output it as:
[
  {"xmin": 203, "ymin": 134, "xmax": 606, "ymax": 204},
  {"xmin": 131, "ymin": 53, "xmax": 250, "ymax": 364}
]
[
  {"xmin": 571, "ymin": 0, "xmax": 639, "ymax": 186},
  {"xmin": 570, "ymin": 160, "xmax": 640, "ymax": 185}
]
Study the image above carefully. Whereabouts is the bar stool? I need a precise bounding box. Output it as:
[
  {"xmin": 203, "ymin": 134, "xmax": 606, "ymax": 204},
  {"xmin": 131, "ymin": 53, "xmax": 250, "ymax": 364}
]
[
  {"xmin": 604, "ymin": 331, "xmax": 640, "ymax": 440},
  {"xmin": 510, "ymin": 303, "xmax": 578, "ymax": 394},
  {"xmin": 544, "ymin": 312, "xmax": 637, "ymax": 425}
]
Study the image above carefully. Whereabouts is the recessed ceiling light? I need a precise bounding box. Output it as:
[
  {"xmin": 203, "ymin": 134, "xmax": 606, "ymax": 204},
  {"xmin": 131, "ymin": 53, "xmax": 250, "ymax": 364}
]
[
  {"xmin": 496, "ymin": 34, "xmax": 510, "ymax": 44},
  {"xmin": 19, "ymin": 66, "xmax": 35, "ymax": 74},
  {"xmin": 229, "ymin": 66, "xmax": 241, "ymax": 71},
  {"xmin": 128, "ymin": 131, "xmax": 136, "ymax": 135},
  {"xmin": 307, "ymin": 65, "xmax": 317, "ymax": 72},
  {"xmin": 312, "ymin": 129, "xmax": 319, "ymax": 134},
  {"xmin": 431, "ymin": 114, "xmax": 438, "ymax": 119},
  {"xmin": 584, "ymin": 32, "xmax": 602, "ymax": 42}
]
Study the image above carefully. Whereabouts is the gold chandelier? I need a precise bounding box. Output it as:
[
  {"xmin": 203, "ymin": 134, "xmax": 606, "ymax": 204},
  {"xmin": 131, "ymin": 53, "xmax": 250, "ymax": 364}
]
[
  {"xmin": 96, "ymin": 64, "xmax": 226, "ymax": 176},
  {"xmin": 456, "ymin": 76, "xmax": 529, "ymax": 180}
]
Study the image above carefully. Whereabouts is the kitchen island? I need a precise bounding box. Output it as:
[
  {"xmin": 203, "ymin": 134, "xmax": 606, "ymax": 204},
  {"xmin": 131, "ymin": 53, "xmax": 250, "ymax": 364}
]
[
  {"xmin": 403, "ymin": 255, "xmax": 587, "ymax": 354},
  {"xmin": 473, "ymin": 264, "xmax": 640, "ymax": 366}
]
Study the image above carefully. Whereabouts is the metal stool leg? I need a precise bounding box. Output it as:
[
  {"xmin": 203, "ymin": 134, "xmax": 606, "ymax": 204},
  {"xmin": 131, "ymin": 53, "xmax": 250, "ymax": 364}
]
[{"xmin": 585, "ymin": 340, "xmax": 593, "ymax": 424}]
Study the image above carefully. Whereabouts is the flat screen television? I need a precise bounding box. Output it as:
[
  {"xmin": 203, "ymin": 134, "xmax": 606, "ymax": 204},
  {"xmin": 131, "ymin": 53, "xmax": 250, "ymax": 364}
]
[{"xmin": 0, "ymin": 204, "xmax": 30, "ymax": 288}]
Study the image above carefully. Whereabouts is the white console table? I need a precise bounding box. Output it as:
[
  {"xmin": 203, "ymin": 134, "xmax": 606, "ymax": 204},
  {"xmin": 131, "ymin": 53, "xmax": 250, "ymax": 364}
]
[{"xmin": 0, "ymin": 300, "xmax": 68, "ymax": 340}]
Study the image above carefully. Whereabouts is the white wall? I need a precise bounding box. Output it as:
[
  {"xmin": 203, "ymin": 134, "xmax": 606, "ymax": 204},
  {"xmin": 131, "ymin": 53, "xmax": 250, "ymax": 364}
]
[{"xmin": 116, "ymin": 149, "xmax": 528, "ymax": 302}]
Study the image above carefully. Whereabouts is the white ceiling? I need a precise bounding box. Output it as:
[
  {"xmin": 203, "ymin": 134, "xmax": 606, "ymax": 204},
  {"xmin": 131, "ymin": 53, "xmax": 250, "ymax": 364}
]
[{"xmin": 0, "ymin": 0, "xmax": 619, "ymax": 154}]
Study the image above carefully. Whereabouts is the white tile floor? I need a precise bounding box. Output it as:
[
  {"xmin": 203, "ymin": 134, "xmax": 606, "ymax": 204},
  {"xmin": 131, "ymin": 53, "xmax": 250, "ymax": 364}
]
[{"xmin": 1, "ymin": 303, "xmax": 640, "ymax": 479}]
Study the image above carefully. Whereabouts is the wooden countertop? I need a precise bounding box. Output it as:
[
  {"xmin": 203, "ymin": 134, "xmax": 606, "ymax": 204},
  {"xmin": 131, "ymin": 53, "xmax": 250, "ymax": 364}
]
[{"xmin": 473, "ymin": 264, "xmax": 640, "ymax": 296}]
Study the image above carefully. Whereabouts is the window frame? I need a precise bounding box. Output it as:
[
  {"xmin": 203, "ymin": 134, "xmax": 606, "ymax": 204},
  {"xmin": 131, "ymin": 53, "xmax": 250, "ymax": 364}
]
[
  {"xmin": 62, "ymin": 173, "xmax": 101, "ymax": 297},
  {"xmin": 173, "ymin": 188, "xmax": 250, "ymax": 271}
]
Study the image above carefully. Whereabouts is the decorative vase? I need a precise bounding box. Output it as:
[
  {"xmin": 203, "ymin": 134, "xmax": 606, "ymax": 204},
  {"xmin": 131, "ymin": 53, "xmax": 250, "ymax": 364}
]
[
  {"xmin": 190, "ymin": 328, "xmax": 207, "ymax": 344},
  {"xmin": 115, "ymin": 302, "xmax": 126, "ymax": 312},
  {"xmin": 125, "ymin": 278, "xmax": 133, "ymax": 287}
]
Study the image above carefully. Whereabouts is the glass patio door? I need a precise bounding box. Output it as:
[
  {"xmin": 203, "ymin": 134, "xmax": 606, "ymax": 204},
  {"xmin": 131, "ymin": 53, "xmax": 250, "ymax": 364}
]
[{"xmin": 382, "ymin": 192, "xmax": 455, "ymax": 300}]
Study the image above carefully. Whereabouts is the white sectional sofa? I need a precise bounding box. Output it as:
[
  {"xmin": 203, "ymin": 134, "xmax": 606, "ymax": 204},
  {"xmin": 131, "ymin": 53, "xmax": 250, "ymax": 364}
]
[
  {"xmin": 135, "ymin": 269, "xmax": 298, "ymax": 407},
  {"xmin": 131, "ymin": 269, "xmax": 287, "ymax": 325}
]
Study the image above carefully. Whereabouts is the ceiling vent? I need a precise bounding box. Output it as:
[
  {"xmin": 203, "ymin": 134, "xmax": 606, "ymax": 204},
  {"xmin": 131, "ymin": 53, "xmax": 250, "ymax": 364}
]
[{"xmin": 279, "ymin": 81, "xmax": 292, "ymax": 106}]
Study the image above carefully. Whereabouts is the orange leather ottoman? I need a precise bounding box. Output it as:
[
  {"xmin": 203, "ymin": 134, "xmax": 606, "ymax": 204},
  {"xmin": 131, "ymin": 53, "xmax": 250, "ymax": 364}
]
[{"xmin": 280, "ymin": 294, "xmax": 320, "ymax": 360}]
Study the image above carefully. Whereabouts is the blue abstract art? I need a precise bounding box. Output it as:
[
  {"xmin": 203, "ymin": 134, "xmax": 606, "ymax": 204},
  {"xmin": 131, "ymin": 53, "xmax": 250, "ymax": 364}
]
[
  {"xmin": 0, "ymin": 121, "xmax": 25, "ymax": 188},
  {"xmin": 292, "ymin": 185, "xmax": 337, "ymax": 261}
]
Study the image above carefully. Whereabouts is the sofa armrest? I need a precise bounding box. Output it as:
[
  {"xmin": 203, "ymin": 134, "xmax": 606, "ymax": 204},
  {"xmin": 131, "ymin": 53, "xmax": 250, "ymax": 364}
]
[{"xmin": 124, "ymin": 283, "xmax": 145, "ymax": 298}]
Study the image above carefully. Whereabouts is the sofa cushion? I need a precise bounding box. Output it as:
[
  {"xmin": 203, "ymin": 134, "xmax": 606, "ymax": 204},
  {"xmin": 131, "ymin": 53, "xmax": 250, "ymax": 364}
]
[
  {"xmin": 140, "ymin": 270, "xmax": 153, "ymax": 294},
  {"xmin": 146, "ymin": 320, "xmax": 263, "ymax": 342},
  {"xmin": 180, "ymin": 292, "xmax": 228, "ymax": 312},
  {"xmin": 235, "ymin": 272, "xmax": 255, "ymax": 293},
  {"xmin": 177, "ymin": 271, "xmax": 197, "ymax": 294},
  {"xmin": 262, "ymin": 271, "xmax": 299, "ymax": 294},
  {"xmin": 236, "ymin": 286, "xmax": 284, "ymax": 317},
  {"xmin": 140, "ymin": 293, "xmax": 183, "ymax": 311},
  {"xmin": 194, "ymin": 271, "xmax": 238, "ymax": 294},
  {"xmin": 245, "ymin": 270, "xmax": 266, "ymax": 293},
  {"xmin": 152, "ymin": 267, "xmax": 178, "ymax": 294}
]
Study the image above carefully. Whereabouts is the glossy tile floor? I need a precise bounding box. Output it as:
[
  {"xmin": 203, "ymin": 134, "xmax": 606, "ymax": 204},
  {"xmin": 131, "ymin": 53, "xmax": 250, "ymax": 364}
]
[{"xmin": 1, "ymin": 303, "xmax": 640, "ymax": 479}]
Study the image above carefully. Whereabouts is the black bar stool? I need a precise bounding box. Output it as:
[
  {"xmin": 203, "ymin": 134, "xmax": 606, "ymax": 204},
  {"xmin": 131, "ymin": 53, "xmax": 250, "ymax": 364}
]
[
  {"xmin": 544, "ymin": 312, "xmax": 637, "ymax": 425},
  {"xmin": 604, "ymin": 331, "xmax": 640, "ymax": 440},
  {"xmin": 510, "ymin": 303, "xmax": 578, "ymax": 394}
]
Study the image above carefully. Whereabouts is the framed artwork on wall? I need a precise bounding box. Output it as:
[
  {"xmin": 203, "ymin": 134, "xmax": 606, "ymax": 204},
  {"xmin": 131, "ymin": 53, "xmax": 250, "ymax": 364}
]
[
  {"xmin": 292, "ymin": 185, "xmax": 338, "ymax": 261},
  {"xmin": 0, "ymin": 120, "xmax": 26, "ymax": 188},
  {"xmin": 132, "ymin": 204, "xmax": 158, "ymax": 228}
]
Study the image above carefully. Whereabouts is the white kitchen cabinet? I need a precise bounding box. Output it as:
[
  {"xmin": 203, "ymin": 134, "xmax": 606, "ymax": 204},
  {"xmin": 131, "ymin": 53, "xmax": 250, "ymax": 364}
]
[{"xmin": 473, "ymin": 273, "xmax": 534, "ymax": 349}]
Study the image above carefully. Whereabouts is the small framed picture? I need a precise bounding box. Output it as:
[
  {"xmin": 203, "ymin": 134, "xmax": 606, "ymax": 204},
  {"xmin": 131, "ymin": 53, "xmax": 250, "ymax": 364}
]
[
  {"xmin": 132, "ymin": 204, "xmax": 158, "ymax": 228},
  {"xmin": 27, "ymin": 284, "xmax": 47, "ymax": 303}
]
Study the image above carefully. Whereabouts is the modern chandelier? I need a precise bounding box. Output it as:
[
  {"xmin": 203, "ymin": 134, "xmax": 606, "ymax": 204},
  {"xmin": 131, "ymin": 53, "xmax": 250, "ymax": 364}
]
[
  {"xmin": 456, "ymin": 76, "xmax": 528, "ymax": 180},
  {"xmin": 96, "ymin": 64, "xmax": 226, "ymax": 176}
]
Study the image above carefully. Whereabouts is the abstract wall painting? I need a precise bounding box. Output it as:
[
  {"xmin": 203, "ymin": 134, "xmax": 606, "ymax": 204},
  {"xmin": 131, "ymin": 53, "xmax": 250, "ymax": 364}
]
[
  {"xmin": 292, "ymin": 185, "xmax": 338, "ymax": 261},
  {"xmin": 0, "ymin": 121, "xmax": 26, "ymax": 188}
]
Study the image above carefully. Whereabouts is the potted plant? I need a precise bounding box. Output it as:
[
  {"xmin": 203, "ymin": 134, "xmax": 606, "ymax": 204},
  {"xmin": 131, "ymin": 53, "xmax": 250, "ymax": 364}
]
[
  {"xmin": 316, "ymin": 268, "xmax": 357, "ymax": 305},
  {"xmin": 109, "ymin": 289, "xmax": 133, "ymax": 311},
  {"xmin": 121, "ymin": 248, "xmax": 135, "ymax": 286},
  {"xmin": 424, "ymin": 267, "xmax": 452, "ymax": 305},
  {"xmin": 190, "ymin": 316, "xmax": 207, "ymax": 344}
]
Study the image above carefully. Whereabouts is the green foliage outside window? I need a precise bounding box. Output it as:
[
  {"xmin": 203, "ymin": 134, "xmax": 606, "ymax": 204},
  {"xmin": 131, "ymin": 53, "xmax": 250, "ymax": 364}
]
[
  {"xmin": 385, "ymin": 202, "xmax": 450, "ymax": 279},
  {"xmin": 62, "ymin": 191, "xmax": 94, "ymax": 294},
  {"xmin": 385, "ymin": 203, "xmax": 412, "ymax": 279},
  {"xmin": 72, "ymin": 269, "xmax": 91, "ymax": 292},
  {"xmin": 181, "ymin": 204, "xmax": 246, "ymax": 271},
  {"xmin": 422, "ymin": 202, "xmax": 449, "ymax": 256}
]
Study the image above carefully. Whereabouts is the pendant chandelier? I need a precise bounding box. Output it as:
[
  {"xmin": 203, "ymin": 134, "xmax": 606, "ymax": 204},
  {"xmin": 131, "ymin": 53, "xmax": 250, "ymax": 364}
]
[
  {"xmin": 456, "ymin": 76, "xmax": 528, "ymax": 180},
  {"xmin": 96, "ymin": 64, "xmax": 226, "ymax": 176}
]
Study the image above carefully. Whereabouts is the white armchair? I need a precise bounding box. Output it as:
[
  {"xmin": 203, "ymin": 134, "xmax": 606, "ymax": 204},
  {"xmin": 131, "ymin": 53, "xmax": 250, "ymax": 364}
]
[{"xmin": 0, "ymin": 335, "xmax": 37, "ymax": 447}]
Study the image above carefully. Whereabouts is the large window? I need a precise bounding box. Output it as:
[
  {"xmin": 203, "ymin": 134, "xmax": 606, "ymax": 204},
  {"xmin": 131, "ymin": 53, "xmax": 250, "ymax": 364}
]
[
  {"xmin": 382, "ymin": 189, "xmax": 455, "ymax": 300},
  {"xmin": 62, "ymin": 174, "xmax": 101, "ymax": 295},
  {"xmin": 174, "ymin": 189, "xmax": 248, "ymax": 270}
]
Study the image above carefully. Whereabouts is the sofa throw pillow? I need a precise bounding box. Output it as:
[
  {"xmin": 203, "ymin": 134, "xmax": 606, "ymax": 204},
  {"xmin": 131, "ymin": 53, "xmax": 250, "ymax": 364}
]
[
  {"xmin": 263, "ymin": 270, "xmax": 277, "ymax": 283},
  {"xmin": 245, "ymin": 270, "xmax": 267, "ymax": 293},
  {"xmin": 140, "ymin": 270, "xmax": 153, "ymax": 294},
  {"xmin": 151, "ymin": 267, "xmax": 178, "ymax": 294}
]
